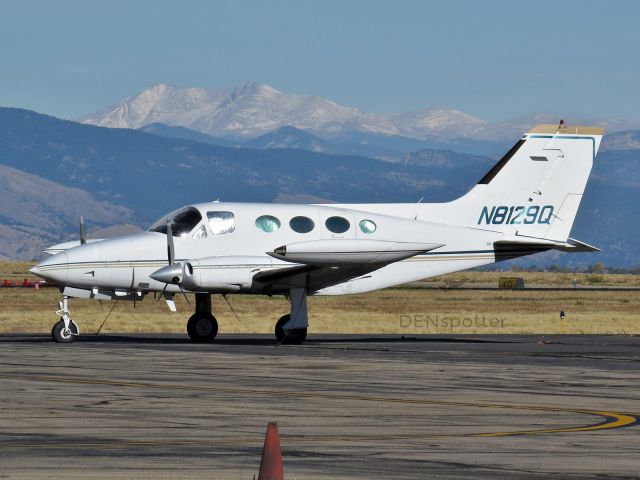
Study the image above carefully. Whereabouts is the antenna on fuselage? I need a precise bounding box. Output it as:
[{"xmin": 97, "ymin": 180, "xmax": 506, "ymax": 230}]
[
  {"xmin": 80, "ymin": 216, "xmax": 86, "ymax": 245},
  {"xmin": 415, "ymin": 197, "xmax": 424, "ymax": 220}
]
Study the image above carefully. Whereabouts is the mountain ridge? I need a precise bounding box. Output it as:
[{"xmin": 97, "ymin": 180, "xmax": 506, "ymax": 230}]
[
  {"xmin": 80, "ymin": 82, "xmax": 491, "ymax": 140},
  {"xmin": 0, "ymin": 163, "xmax": 136, "ymax": 260},
  {"xmin": 81, "ymin": 82, "xmax": 640, "ymax": 142}
]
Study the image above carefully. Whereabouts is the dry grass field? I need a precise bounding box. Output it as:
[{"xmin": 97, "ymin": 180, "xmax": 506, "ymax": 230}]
[
  {"xmin": 416, "ymin": 270, "xmax": 640, "ymax": 288},
  {"xmin": 1, "ymin": 262, "xmax": 639, "ymax": 335}
]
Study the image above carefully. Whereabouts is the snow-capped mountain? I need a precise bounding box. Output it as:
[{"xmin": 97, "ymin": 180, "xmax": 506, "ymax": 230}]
[
  {"xmin": 82, "ymin": 83, "xmax": 230, "ymax": 130},
  {"xmin": 80, "ymin": 82, "xmax": 488, "ymax": 140},
  {"xmin": 81, "ymin": 82, "xmax": 640, "ymax": 142}
]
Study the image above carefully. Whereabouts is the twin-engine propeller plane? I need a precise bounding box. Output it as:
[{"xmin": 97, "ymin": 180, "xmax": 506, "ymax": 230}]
[{"xmin": 31, "ymin": 122, "xmax": 604, "ymax": 344}]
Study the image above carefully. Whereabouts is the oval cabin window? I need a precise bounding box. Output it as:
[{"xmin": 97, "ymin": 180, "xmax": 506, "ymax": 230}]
[
  {"xmin": 325, "ymin": 216, "xmax": 350, "ymax": 234},
  {"xmin": 359, "ymin": 219, "xmax": 377, "ymax": 234},
  {"xmin": 255, "ymin": 215, "xmax": 281, "ymax": 232},
  {"xmin": 289, "ymin": 216, "xmax": 315, "ymax": 233}
]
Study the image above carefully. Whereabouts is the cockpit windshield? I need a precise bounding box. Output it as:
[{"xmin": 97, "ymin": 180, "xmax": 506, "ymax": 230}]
[{"xmin": 148, "ymin": 207, "xmax": 203, "ymax": 237}]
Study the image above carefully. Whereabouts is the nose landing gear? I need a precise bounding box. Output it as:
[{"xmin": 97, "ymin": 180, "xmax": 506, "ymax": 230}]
[{"xmin": 52, "ymin": 296, "xmax": 80, "ymax": 343}]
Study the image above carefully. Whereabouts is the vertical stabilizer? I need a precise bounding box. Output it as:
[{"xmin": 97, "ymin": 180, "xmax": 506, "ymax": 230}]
[{"xmin": 449, "ymin": 123, "xmax": 604, "ymax": 242}]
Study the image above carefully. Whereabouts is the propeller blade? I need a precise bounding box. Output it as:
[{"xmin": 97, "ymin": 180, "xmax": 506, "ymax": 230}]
[
  {"xmin": 80, "ymin": 216, "xmax": 86, "ymax": 245},
  {"xmin": 156, "ymin": 282, "xmax": 168, "ymax": 302},
  {"xmin": 156, "ymin": 218, "xmax": 182, "ymax": 309},
  {"xmin": 166, "ymin": 219, "xmax": 175, "ymax": 265}
]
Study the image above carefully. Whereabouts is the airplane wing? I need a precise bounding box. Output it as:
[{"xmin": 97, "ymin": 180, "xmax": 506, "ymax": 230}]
[
  {"xmin": 253, "ymin": 262, "xmax": 372, "ymax": 293},
  {"xmin": 253, "ymin": 239, "xmax": 444, "ymax": 293}
]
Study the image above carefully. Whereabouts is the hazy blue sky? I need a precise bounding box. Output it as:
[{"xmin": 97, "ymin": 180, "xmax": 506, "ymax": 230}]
[{"xmin": 1, "ymin": 0, "xmax": 638, "ymax": 120}]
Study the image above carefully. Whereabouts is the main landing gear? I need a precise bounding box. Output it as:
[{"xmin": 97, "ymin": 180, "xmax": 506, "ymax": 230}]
[
  {"xmin": 275, "ymin": 288, "xmax": 308, "ymax": 345},
  {"xmin": 51, "ymin": 296, "xmax": 80, "ymax": 343},
  {"xmin": 184, "ymin": 289, "xmax": 309, "ymax": 345},
  {"xmin": 187, "ymin": 293, "xmax": 218, "ymax": 342}
]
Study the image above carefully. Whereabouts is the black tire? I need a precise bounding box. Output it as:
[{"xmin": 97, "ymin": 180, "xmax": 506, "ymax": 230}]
[
  {"xmin": 51, "ymin": 320, "xmax": 74, "ymax": 344},
  {"xmin": 275, "ymin": 314, "xmax": 307, "ymax": 345},
  {"xmin": 187, "ymin": 313, "xmax": 218, "ymax": 342}
]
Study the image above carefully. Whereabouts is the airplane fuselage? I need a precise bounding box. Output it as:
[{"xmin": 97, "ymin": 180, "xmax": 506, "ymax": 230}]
[{"xmin": 32, "ymin": 201, "xmax": 503, "ymax": 297}]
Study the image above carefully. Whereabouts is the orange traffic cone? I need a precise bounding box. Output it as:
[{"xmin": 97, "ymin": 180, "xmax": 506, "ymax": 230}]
[{"xmin": 257, "ymin": 422, "xmax": 284, "ymax": 480}]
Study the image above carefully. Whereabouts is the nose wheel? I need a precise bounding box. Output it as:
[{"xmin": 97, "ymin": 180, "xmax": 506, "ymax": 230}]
[
  {"xmin": 52, "ymin": 320, "xmax": 75, "ymax": 343},
  {"xmin": 51, "ymin": 296, "xmax": 80, "ymax": 343}
]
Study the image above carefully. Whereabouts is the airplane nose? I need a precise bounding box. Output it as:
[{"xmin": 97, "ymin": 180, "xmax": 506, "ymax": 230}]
[{"xmin": 29, "ymin": 253, "xmax": 69, "ymax": 284}]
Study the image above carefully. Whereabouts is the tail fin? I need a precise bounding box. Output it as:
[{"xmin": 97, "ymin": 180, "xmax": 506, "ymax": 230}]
[{"xmin": 452, "ymin": 123, "xmax": 604, "ymax": 242}]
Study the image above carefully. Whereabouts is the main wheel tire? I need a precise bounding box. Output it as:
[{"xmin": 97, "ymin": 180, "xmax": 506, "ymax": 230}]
[
  {"xmin": 187, "ymin": 313, "xmax": 218, "ymax": 342},
  {"xmin": 275, "ymin": 314, "xmax": 307, "ymax": 345},
  {"xmin": 51, "ymin": 320, "xmax": 74, "ymax": 344}
]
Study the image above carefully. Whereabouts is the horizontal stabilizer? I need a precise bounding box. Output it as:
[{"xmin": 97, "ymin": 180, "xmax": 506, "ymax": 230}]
[
  {"xmin": 495, "ymin": 236, "xmax": 600, "ymax": 253},
  {"xmin": 557, "ymin": 237, "xmax": 601, "ymax": 253}
]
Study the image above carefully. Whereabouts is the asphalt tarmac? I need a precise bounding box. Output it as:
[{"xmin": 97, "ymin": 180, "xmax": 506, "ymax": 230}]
[{"xmin": 0, "ymin": 333, "xmax": 638, "ymax": 479}]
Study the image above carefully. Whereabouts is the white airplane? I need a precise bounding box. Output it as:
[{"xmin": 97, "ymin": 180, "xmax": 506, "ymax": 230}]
[{"xmin": 30, "ymin": 122, "xmax": 604, "ymax": 344}]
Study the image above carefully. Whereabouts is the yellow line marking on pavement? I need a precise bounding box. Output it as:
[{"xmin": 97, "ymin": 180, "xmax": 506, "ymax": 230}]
[{"xmin": 473, "ymin": 411, "xmax": 637, "ymax": 437}]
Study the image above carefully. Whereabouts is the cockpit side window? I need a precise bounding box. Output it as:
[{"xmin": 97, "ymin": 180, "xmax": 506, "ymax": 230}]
[
  {"xmin": 207, "ymin": 211, "xmax": 235, "ymax": 235},
  {"xmin": 192, "ymin": 225, "xmax": 208, "ymax": 239},
  {"xmin": 149, "ymin": 207, "xmax": 203, "ymax": 237}
]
